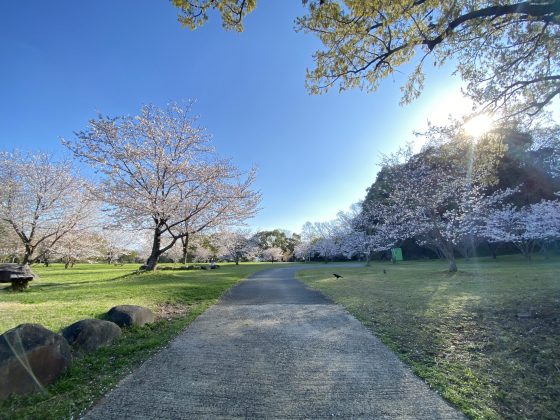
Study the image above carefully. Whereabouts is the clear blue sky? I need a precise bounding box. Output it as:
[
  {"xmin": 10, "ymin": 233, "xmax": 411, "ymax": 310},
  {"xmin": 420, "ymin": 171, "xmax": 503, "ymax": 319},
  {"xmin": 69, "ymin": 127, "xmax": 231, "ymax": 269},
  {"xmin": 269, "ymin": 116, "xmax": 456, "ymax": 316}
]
[{"xmin": 0, "ymin": 1, "xmax": 467, "ymax": 233}]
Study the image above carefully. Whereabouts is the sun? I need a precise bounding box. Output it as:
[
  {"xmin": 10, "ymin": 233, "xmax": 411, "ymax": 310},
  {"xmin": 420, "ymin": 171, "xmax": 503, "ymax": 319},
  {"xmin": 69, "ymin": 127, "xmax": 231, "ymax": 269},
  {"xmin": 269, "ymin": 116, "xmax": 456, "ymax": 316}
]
[{"xmin": 463, "ymin": 114, "xmax": 494, "ymax": 138}]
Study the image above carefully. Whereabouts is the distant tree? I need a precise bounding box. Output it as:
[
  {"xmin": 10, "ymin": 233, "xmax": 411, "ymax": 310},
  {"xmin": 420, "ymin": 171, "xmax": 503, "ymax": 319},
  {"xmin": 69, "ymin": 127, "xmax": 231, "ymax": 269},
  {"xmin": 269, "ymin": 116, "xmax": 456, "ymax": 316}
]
[
  {"xmin": 312, "ymin": 237, "xmax": 338, "ymax": 263},
  {"xmin": 285, "ymin": 233, "xmax": 302, "ymax": 261},
  {"xmin": 294, "ymin": 241, "xmax": 314, "ymax": 261},
  {"xmin": 527, "ymin": 199, "xmax": 560, "ymax": 257},
  {"xmin": 0, "ymin": 152, "xmax": 95, "ymax": 264},
  {"xmin": 101, "ymin": 227, "xmax": 136, "ymax": 265},
  {"xmin": 303, "ymin": 221, "xmax": 341, "ymax": 262},
  {"xmin": 485, "ymin": 199, "xmax": 560, "ymax": 259},
  {"xmin": 351, "ymin": 204, "xmax": 402, "ymax": 264},
  {"xmin": 52, "ymin": 230, "xmax": 103, "ymax": 268},
  {"xmin": 261, "ymin": 246, "xmax": 284, "ymax": 263},
  {"xmin": 173, "ymin": 0, "xmax": 560, "ymax": 119},
  {"xmin": 191, "ymin": 235, "xmax": 218, "ymax": 262},
  {"xmin": 253, "ymin": 229, "xmax": 297, "ymax": 260},
  {"xmin": 217, "ymin": 229, "xmax": 256, "ymax": 264},
  {"xmin": 64, "ymin": 102, "xmax": 260, "ymax": 271},
  {"xmin": 254, "ymin": 229, "xmax": 288, "ymax": 250}
]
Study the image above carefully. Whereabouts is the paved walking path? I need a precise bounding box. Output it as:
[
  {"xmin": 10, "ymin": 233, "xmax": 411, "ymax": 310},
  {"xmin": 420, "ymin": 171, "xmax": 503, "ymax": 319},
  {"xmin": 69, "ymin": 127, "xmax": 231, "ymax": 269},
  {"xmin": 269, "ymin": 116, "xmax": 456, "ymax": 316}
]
[{"xmin": 86, "ymin": 265, "xmax": 464, "ymax": 419}]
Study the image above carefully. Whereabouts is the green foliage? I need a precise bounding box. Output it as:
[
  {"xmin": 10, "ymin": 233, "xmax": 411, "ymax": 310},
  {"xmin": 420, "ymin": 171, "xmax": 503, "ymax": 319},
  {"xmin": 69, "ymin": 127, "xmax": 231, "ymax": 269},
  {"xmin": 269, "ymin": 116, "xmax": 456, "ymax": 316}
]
[
  {"xmin": 172, "ymin": 1, "xmax": 560, "ymax": 119},
  {"xmin": 298, "ymin": 1, "xmax": 560, "ymax": 118},
  {"xmin": 298, "ymin": 256, "xmax": 560, "ymax": 419},
  {"xmin": 490, "ymin": 127, "xmax": 560, "ymax": 206},
  {"xmin": 364, "ymin": 125, "xmax": 559, "ymax": 210},
  {"xmin": 172, "ymin": 0, "xmax": 256, "ymax": 31}
]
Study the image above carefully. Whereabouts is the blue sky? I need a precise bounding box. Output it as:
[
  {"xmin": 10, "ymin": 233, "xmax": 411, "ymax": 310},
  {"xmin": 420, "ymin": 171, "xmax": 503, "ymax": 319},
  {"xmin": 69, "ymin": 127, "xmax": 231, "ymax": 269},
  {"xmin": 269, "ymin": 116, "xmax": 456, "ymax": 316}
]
[{"xmin": 0, "ymin": 1, "xmax": 468, "ymax": 233}]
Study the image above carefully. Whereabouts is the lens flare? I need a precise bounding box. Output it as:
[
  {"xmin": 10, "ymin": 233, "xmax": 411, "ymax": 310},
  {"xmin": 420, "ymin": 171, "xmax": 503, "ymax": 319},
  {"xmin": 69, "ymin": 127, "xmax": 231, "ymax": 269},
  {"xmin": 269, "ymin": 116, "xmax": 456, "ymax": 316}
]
[{"xmin": 463, "ymin": 114, "xmax": 494, "ymax": 138}]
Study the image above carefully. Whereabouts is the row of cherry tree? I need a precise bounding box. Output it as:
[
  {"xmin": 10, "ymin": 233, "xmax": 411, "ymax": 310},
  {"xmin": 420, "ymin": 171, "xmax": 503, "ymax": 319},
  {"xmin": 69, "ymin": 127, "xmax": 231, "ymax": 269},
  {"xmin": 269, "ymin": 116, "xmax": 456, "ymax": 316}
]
[
  {"xmin": 161, "ymin": 228, "xmax": 298, "ymax": 265},
  {"xmin": 0, "ymin": 103, "xmax": 261, "ymax": 270},
  {"xmin": 294, "ymin": 123, "xmax": 560, "ymax": 272}
]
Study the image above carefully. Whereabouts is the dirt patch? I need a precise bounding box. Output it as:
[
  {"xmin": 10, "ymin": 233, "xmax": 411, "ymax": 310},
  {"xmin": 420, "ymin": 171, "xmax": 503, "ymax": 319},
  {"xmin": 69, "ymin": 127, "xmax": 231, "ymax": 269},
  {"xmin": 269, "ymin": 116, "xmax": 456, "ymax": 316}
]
[{"xmin": 153, "ymin": 302, "xmax": 190, "ymax": 321}]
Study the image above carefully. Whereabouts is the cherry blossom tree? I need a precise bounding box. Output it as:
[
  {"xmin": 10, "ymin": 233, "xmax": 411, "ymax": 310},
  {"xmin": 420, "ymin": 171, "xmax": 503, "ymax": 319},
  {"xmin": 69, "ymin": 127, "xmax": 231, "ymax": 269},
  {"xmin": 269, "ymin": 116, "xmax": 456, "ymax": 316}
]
[
  {"xmin": 217, "ymin": 229, "xmax": 256, "ymax": 264},
  {"xmin": 64, "ymin": 102, "xmax": 260, "ymax": 270},
  {"xmin": 52, "ymin": 230, "xmax": 104, "ymax": 268},
  {"xmin": 0, "ymin": 152, "xmax": 96, "ymax": 264},
  {"xmin": 485, "ymin": 199, "xmax": 560, "ymax": 259},
  {"xmin": 192, "ymin": 247, "xmax": 213, "ymax": 263},
  {"xmin": 527, "ymin": 199, "xmax": 560, "ymax": 256},
  {"xmin": 313, "ymin": 237, "xmax": 339, "ymax": 262},
  {"xmin": 358, "ymin": 131, "xmax": 511, "ymax": 272},
  {"xmin": 100, "ymin": 227, "xmax": 137, "ymax": 264},
  {"xmin": 261, "ymin": 247, "xmax": 284, "ymax": 263},
  {"xmin": 294, "ymin": 241, "xmax": 314, "ymax": 261},
  {"xmin": 0, "ymin": 222, "xmax": 22, "ymax": 263},
  {"xmin": 350, "ymin": 206, "xmax": 400, "ymax": 264},
  {"xmin": 173, "ymin": 184, "xmax": 259, "ymax": 265}
]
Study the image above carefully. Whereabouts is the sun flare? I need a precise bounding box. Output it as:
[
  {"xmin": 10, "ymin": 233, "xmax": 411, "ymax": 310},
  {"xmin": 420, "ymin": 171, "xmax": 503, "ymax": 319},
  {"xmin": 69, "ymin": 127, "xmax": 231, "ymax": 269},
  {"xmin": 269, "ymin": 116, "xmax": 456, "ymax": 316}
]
[{"xmin": 463, "ymin": 114, "xmax": 494, "ymax": 138}]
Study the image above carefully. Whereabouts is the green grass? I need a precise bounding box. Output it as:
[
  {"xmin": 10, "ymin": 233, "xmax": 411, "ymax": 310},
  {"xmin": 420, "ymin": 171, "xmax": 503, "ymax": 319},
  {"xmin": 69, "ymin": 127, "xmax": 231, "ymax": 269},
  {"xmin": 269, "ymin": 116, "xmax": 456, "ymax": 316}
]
[
  {"xmin": 0, "ymin": 262, "xmax": 278, "ymax": 419},
  {"xmin": 297, "ymin": 256, "xmax": 560, "ymax": 419}
]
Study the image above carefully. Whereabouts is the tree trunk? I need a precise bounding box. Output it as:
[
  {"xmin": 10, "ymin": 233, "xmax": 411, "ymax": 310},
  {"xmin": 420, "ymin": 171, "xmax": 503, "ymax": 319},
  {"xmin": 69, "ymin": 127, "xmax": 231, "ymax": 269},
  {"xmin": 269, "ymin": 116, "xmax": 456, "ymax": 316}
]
[
  {"xmin": 440, "ymin": 244, "xmax": 458, "ymax": 273},
  {"xmin": 365, "ymin": 251, "xmax": 372, "ymax": 267},
  {"xmin": 519, "ymin": 241, "xmax": 532, "ymax": 260},
  {"xmin": 181, "ymin": 233, "xmax": 190, "ymax": 265},
  {"xmin": 22, "ymin": 245, "xmax": 33, "ymax": 265},
  {"xmin": 145, "ymin": 224, "xmax": 163, "ymax": 271},
  {"xmin": 447, "ymin": 256, "xmax": 458, "ymax": 273},
  {"xmin": 487, "ymin": 241, "xmax": 497, "ymax": 259},
  {"xmin": 541, "ymin": 242, "xmax": 550, "ymax": 260}
]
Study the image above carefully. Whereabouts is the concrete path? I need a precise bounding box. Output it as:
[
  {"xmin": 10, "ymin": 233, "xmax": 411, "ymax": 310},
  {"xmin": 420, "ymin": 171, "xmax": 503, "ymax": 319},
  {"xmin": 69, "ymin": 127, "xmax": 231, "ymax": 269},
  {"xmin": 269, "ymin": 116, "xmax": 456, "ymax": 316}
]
[{"xmin": 86, "ymin": 265, "xmax": 464, "ymax": 419}]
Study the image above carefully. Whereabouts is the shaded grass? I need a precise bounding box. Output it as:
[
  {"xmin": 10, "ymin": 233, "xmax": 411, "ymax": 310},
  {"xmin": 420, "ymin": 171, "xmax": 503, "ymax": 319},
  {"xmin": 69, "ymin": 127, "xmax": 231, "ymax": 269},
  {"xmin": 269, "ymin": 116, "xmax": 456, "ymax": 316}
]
[
  {"xmin": 297, "ymin": 256, "xmax": 560, "ymax": 419},
  {"xmin": 0, "ymin": 262, "xmax": 277, "ymax": 419}
]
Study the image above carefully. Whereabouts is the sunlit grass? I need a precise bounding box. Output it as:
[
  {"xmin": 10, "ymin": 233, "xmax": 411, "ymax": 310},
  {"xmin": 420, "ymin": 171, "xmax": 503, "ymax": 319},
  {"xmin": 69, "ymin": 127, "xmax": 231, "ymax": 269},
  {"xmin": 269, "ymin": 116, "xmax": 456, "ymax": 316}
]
[
  {"xmin": 0, "ymin": 262, "xmax": 277, "ymax": 419},
  {"xmin": 297, "ymin": 255, "xmax": 560, "ymax": 419}
]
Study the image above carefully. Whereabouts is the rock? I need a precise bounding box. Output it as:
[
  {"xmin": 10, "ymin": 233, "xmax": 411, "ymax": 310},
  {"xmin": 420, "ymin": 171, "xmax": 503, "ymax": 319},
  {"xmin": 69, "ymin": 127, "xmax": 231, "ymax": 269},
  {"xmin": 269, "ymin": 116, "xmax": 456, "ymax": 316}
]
[
  {"xmin": 0, "ymin": 324, "xmax": 72, "ymax": 400},
  {"xmin": 107, "ymin": 305, "xmax": 155, "ymax": 327},
  {"xmin": 61, "ymin": 319, "xmax": 122, "ymax": 353},
  {"xmin": 0, "ymin": 263, "xmax": 36, "ymax": 291}
]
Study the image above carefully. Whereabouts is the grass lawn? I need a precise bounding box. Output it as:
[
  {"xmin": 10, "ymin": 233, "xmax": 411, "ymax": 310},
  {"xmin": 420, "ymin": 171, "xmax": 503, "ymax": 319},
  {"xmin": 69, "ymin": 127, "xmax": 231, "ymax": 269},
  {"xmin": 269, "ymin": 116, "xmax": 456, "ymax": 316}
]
[
  {"xmin": 0, "ymin": 262, "xmax": 278, "ymax": 419},
  {"xmin": 297, "ymin": 255, "xmax": 560, "ymax": 419}
]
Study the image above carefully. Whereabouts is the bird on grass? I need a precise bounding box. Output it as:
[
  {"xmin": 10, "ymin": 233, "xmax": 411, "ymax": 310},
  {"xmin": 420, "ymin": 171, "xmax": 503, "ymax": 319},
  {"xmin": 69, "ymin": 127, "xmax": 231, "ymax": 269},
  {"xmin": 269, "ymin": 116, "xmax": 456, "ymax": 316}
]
[{"xmin": 332, "ymin": 273, "xmax": 343, "ymax": 279}]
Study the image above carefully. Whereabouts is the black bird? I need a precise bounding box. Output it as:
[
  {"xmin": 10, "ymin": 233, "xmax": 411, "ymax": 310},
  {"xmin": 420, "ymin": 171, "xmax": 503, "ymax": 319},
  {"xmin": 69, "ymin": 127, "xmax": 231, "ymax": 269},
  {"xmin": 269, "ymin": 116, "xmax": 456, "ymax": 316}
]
[
  {"xmin": 332, "ymin": 273, "xmax": 343, "ymax": 279},
  {"xmin": 383, "ymin": 269, "xmax": 387, "ymax": 274}
]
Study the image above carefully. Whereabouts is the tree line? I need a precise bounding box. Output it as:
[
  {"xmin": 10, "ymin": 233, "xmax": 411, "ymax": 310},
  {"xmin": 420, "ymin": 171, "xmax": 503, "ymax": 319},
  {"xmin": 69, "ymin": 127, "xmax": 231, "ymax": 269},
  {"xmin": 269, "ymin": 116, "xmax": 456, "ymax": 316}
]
[{"xmin": 294, "ymin": 123, "xmax": 560, "ymax": 271}]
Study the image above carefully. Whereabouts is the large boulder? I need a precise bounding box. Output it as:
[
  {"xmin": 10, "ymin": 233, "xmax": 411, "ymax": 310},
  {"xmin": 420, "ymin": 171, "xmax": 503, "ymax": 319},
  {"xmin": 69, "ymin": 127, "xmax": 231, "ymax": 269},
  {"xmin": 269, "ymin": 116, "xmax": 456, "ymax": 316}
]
[
  {"xmin": 0, "ymin": 324, "xmax": 72, "ymax": 401},
  {"xmin": 61, "ymin": 319, "xmax": 122, "ymax": 353},
  {"xmin": 107, "ymin": 305, "xmax": 155, "ymax": 327}
]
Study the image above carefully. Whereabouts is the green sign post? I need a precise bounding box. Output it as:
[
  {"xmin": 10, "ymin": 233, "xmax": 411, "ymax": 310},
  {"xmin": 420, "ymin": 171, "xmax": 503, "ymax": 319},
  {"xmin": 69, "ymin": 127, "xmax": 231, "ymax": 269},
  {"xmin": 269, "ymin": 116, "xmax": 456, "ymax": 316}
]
[{"xmin": 391, "ymin": 248, "xmax": 403, "ymax": 262}]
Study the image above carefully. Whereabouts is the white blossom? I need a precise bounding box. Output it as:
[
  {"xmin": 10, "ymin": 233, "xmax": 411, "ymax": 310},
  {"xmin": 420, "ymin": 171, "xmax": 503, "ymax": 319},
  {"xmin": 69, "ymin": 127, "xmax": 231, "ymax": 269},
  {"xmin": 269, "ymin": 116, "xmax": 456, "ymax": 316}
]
[{"xmin": 64, "ymin": 102, "xmax": 260, "ymax": 270}]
